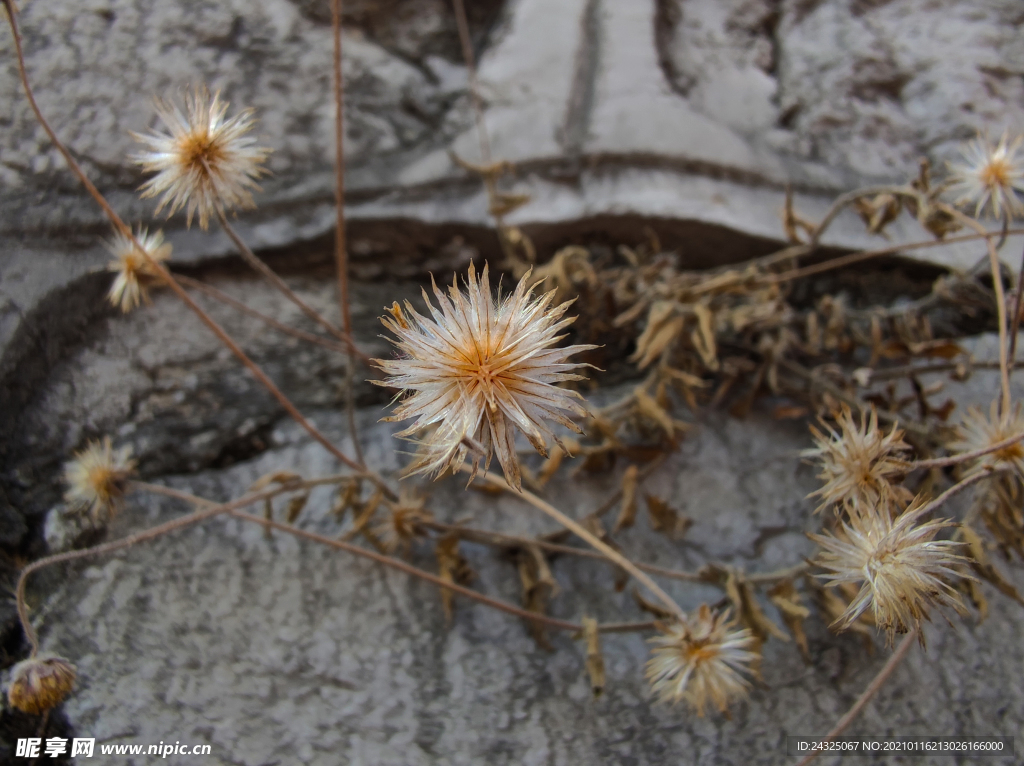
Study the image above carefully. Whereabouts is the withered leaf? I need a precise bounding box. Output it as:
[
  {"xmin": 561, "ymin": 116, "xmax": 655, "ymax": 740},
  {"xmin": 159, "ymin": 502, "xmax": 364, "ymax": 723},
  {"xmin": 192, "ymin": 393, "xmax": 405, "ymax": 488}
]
[
  {"xmin": 581, "ymin": 616, "xmax": 606, "ymax": 698},
  {"xmin": 613, "ymin": 465, "xmax": 639, "ymax": 532},
  {"xmin": 634, "ymin": 388, "xmax": 675, "ymax": 438},
  {"xmin": 725, "ymin": 570, "xmax": 789, "ymax": 643},
  {"xmin": 644, "ymin": 494, "xmax": 692, "ymax": 539},
  {"xmin": 959, "ymin": 525, "xmax": 1024, "ymax": 606},
  {"xmin": 767, "ymin": 580, "xmax": 811, "ymax": 663},
  {"xmin": 517, "ymin": 544, "xmax": 559, "ymax": 650},
  {"xmin": 633, "ymin": 588, "xmax": 673, "ymax": 620},
  {"xmin": 285, "ymin": 492, "xmax": 310, "ymax": 524}
]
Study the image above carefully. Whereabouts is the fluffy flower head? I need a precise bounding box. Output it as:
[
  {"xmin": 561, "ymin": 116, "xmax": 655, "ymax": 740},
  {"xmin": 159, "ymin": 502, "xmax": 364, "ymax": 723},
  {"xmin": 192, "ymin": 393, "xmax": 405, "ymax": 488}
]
[
  {"xmin": 947, "ymin": 131, "xmax": 1024, "ymax": 220},
  {"xmin": 645, "ymin": 605, "xmax": 757, "ymax": 716},
  {"xmin": 132, "ymin": 87, "xmax": 270, "ymax": 229},
  {"xmin": 373, "ymin": 263, "xmax": 595, "ymax": 490},
  {"xmin": 951, "ymin": 400, "xmax": 1024, "ymax": 478},
  {"xmin": 803, "ymin": 405, "xmax": 911, "ymax": 514},
  {"xmin": 64, "ymin": 438, "xmax": 136, "ymax": 522},
  {"xmin": 810, "ymin": 497, "xmax": 967, "ymax": 644},
  {"xmin": 106, "ymin": 226, "xmax": 172, "ymax": 312},
  {"xmin": 7, "ymin": 654, "xmax": 77, "ymax": 715}
]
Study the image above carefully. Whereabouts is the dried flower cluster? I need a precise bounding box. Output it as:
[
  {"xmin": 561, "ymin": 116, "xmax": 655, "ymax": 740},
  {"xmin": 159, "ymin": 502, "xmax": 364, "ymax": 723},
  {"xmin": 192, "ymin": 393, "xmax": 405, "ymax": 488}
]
[
  {"xmin": 810, "ymin": 497, "xmax": 967, "ymax": 644},
  {"xmin": 132, "ymin": 87, "xmax": 270, "ymax": 230},
  {"xmin": 947, "ymin": 132, "xmax": 1024, "ymax": 220},
  {"xmin": 803, "ymin": 406, "xmax": 911, "ymax": 514},
  {"xmin": 953, "ymin": 401, "xmax": 1024, "ymax": 478},
  {"xmin": 7, "ymin": 654, "xmax": 77, "ymax": 715},
  {"xmin": 374, "ymin": 262, "xmax": 594, "ymax": 490},
  {"xmin": 107, "ymin": 227, "xmax": 172, "ymax": 312},
  {"xmin": 63, "ymin": 438, "xmax": 136, "ymax": 522},
  {"xmin": 645, "ymin": 605, "xmax": 757, "ymax": 715}
]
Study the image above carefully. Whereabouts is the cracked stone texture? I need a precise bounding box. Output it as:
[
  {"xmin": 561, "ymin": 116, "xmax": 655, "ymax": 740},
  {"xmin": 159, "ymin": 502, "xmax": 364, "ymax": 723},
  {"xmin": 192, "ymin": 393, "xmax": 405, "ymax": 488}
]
[
  {"xmin": 6, "ymin": 266, "xmax": 1024, "ymax": 763},
  {"xmin": 3, "ymin": 0, "xmax": 1024, "ymax": 380}
]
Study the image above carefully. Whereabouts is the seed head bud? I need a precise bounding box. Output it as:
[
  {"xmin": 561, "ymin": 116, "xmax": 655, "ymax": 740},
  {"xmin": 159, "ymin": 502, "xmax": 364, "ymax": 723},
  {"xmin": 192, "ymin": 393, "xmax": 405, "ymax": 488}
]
[{"xmin": 7, "ymin": 654, "xmax": 77, "ymax": 715}]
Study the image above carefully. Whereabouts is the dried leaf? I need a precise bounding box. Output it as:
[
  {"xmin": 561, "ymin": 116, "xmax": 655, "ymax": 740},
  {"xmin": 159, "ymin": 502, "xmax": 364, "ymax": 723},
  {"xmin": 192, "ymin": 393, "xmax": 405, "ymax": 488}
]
[
  {"xmin": 634, "ymin": 388, "xmax": 675, "ymax": 438},
  {"xmin": 248, "ymin": 470, "xmax": 302, "ymax": 492},
  {"xmin": 285, "ymin": 492, "xmax": 310, "ymax": 524},
  {"xmin": 517, "ymin": 544, "xmax": 558, "ymax": 650},
  {"xmin": 437, "ymin": 534, "xmax": 475, "ymax": 624},
  {"xmin": 959, "ymin": 525, "xmax": 1024, "ymax": 606},
  {"xmin": 767, "ymin": 580, "xmax": 811, "ymax": 662},
  {"xmin": 613, "ymin": 465, "xmax": 639, "ymax": 532},
  {"xmin": 691, "ymin": 303, "xmax": 719, "ymax": 371},
  {"xmin": 581, "ymin": 616, "xmax": 606, "ymax": 698},
  {"xmin": 644, "ymin": 494, "xmax": 692, "ymax": 539},
  {"xmin": 630, "ymin": 302, "xmax": 683, "ymax": 369},
  {"xmin": 726, "ymin": 570, "xmax": 789, "ymax": 643},
  {"xmin": 536, "ymin": 444, "xmax": 565, "ymax": 487}
]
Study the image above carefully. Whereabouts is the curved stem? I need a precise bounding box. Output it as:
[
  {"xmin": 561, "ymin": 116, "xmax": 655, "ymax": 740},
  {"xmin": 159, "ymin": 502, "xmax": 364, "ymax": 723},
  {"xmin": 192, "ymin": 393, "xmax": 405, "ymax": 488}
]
[
  {"xmin": 809, "ymin": 185, "xmax": 915, "ymax": 248},
  {"xmin": 16, "ymin": 484, "xmax": 287, "ymax": 655},
  {"xmin": 794, "ymin": 627, "xmax": 918, "ymax": 766},
  {"xmin": 905, "ymin": 432, "xmax": 1024, "ymax": 470},
  {"xmin": 764, "ymin": 228, "xmax": 1024, "ymax": 285},
  {"xmin": 421, "ymin": 519, "xmax": 807, "ymax": 585},
  {"xmin": 213, "ymin": 208, "xmax": 366, "ymax": 363},
  {"xmin": 176, "ymin": 274, "xmax": 355, "ymax": 356},
  {"xmin": 938, "ymin": 204, "xmax": 1011, "ymax": 414},
  {"xmin": 474, "ymin": 470, "xmax": 687, "ymax": 621}
]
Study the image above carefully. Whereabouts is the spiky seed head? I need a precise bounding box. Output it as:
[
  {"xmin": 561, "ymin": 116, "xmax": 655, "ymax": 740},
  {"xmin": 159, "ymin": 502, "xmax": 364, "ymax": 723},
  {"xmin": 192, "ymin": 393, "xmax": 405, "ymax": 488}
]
[
  {"xmin": 7, "ymin": 654, "xmax": 77, "ymax": 715},
  {"xmin": 947, "ymin": 131, "xmax": 1024, "ymax": 220},
  {"xmin": 106, "ymin": 226, "xmax": 172, "ymax": 312},
  {"xmin": 131, "ymin": 86, "xmax": 271, "ymax": 230},
  {"xmin": 373, "ymin": 262, "xmax": 596, "ymax": 490},
  {"xmin": 64, "ymin": 438, "xmax": 136, "ymax": 523},
  {"xmin": 645, "ymin": 605, "xmax": 757, "ymax": 716},
  {"xmin": 951, "ymin": 400, "xmax": 1024, "ymax": 478},
  {"xmin": 802, "ymin": 405, "xmax": 911, "ymax": 514},
  {"xmin": 810, "ymin": 496, "xmax": 968, "ymax": 645}
]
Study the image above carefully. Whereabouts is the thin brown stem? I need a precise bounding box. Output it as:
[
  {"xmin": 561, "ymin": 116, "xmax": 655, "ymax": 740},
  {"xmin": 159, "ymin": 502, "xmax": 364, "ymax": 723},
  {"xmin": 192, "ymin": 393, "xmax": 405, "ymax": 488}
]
[
  {"xmin": 2, "ymin": 4, "xmax": 373, "ymax": 486},
  {"xmin": 421, "ymin": 519, "xmax": 807, "ymax": 585},
  {"xmin": 16, "ymin": 484, "xmax": 286, "ymax": 655},
  {"xmin": 764, "ymin": 228, "xmax": 1024, "ymax": 285},
  {"xmin": 938, "ymin": 204, "xmax": 1011, "ymax": 413},
  {"xmin": 330, "ymin": 0, "xmax": 365, "ymax": 468},
  {"xmin": 809, "ymin": 185, "xmax": 916, "ymax": 248},
  {"xmin": 230, "ymin": 508, "xmax": 655, "ymax": 635},
  {"xmin": 905, "ymin": 433, "xmax": 1024, "ymax": 470},
  {"xmin": 794, "ymin": 627, "xmax": 918, "ymax": 766},
  {"xmin": 473, "ymin": 470, "xmax": 686, "ymax": 621},
  {"xmin": 213, "ymin": 208, "xmax": 364, "ymax": 362},
  {"xmin": 450, "ymin": 0, "xmax": 491, "ymax": 167},
  {"xmin": 1008, "ymin": 241, "xmax": 1024, "ymax": 373},
  {"xmin": 175, "ymin": 274, "xmax": 362, "ymax": 358}
]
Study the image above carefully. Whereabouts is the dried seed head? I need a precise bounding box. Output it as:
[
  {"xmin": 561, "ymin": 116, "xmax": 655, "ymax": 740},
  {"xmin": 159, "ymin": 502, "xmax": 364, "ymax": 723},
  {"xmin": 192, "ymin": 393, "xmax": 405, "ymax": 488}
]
[
  {"xmin": 645, "ymin": 605, "xmax": 757, "ymax": 716},
  {"xmin": 803, "ymin": 406, "xmax": 911, "ymax": 514},
  {"xmin": 947, "ymin": 131, "xmax": 1024, "ymax": 220},
  {"xmin": 64, "ymin": 438, "xmax": 136, "ymax": 523},
  {"xmin": 7, "ymin": 654, "xmax": 77, "ymax": 715},
  {"xmin": 373, "ymin": 263, "xmax": 596, "ymax": 490},
  {"xmin": 106, "ymin": 227, "xmax": 172, "ymax": 312},
  {"xmin": 810, "ymin": 497, "xmax": 967, "ymax": 645},
  {"xmin": 131, "ymin": 87, "xmax": 270, "ymax": 230},
  {"xmin": 372, "ymin": 487, "xmax": 432, "ymax": 554},
  {"xmin": 952, "ymin": 401, "xmax": 1024, "ymax": 478}
]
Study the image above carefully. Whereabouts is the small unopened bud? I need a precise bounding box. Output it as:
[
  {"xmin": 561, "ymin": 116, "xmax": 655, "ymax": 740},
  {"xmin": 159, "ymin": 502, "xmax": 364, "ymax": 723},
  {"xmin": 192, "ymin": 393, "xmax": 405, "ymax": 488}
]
[{"xmin": 7, "ymin": 654, "xmax": 77, "ymax": 715}]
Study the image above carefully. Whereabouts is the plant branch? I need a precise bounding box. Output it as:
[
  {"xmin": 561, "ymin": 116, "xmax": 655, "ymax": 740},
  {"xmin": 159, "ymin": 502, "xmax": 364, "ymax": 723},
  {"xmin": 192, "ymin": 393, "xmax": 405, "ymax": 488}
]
[
  {"xmin": 213, "ymin": 207, "xmax": 365, "ymax": 363},
  {"xmin": 905, "ymin": 434, "xmax": 1024, "ymax": 470},
  {"xmin": 15, "ymin": 483, "xmax": 287, "ymax": 655},
  {"xmin": 472, "ymin": 470, "xmax": 687, "ymax": 621},
  {"xmin": 175, "ymin": 274, "xmax": 360, "ymax": 358},
  {"xmin": 794, "ymin": 627, "xmax": 918, "ymax": 766}
]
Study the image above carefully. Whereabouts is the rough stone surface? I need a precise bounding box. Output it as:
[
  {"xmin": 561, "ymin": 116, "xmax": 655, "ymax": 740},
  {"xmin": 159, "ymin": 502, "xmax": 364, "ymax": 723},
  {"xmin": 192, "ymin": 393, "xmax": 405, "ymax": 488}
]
[
  {"xmin": 5, "ymin": 262, "xmax": 1024, "ymax": 762},
  {"xmin": 3, "ymin": 0, "xmax": 1024, "ymax": 378}
]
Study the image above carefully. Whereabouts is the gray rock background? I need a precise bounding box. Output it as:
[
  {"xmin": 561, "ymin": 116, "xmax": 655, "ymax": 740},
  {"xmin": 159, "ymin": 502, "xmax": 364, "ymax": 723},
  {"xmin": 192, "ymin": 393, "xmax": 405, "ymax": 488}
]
[{"xmin": 2, "ymin": 0, "xmax": 1024, "ymax": 763}]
